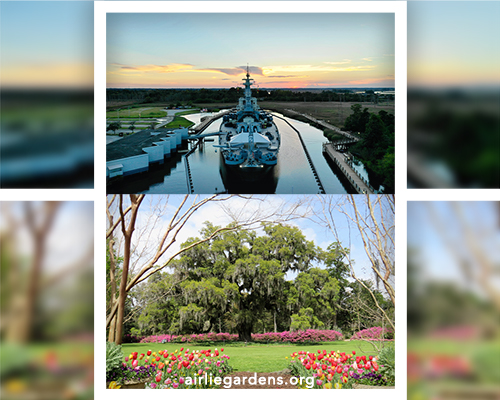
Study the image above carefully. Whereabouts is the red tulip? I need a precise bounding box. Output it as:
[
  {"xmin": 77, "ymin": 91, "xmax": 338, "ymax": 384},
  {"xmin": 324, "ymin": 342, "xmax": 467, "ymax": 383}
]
[
  {"xmin": 180, "ymin": 347, "xmax": 184, "ymax": 352},
  {"xmin": 155, "ymin": 374, "xmax": 161, "ymax": 383},
  {"xmin": 352, "ymin": 351, "xmax": 356, "ymax": 355},
  {"xmin": 322, "ymin": 364, "xmax": 327, "ymax": 371},
  {"xmin": 183, "ymin": 360, "xmax": 189, "ymax": 367},
  {"xmin": 305, "ymin": 364, "xmax": 311, "ymax": 370},
  {"xmin": 336, "ymin": 366, "xmax": 342, "ymax": 374},
  {"xmin": 156, "ymin": 357, "xmax": 160, "ymax": 362},
  {"xmin": 221, "ymin": 348, "xmax": 224, "ymax": 352},
  {"xmin": 147, "ymin": 350, "xmax": 152, "ymax": 356}
]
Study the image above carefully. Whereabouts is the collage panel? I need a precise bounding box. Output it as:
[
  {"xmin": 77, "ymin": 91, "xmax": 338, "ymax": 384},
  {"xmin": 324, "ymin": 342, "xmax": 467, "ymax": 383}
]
[
  {"xmin": 105, "ymin": 194, "xmax": 395, "ymax": 390},
  {"xmin": 105, "ymin": 10, "xmax": 397, "ymax": 195},
  {"xmin": 0, "ymin": 201, "xmax": 94, "ymax": 399},
  {"xmin": 407, "ymin": 1, "xmax": 500, "ymax": 189},
  {"xmin": 407, "ymin": 201, "xmax": 500, "ymax": 399},
  {"xmin": 0, "ymin": 2, "xmax": 94, "ymax": 189}
]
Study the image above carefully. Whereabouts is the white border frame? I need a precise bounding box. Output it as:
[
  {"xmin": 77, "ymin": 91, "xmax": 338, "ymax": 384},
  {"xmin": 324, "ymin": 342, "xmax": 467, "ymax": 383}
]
[{"xmin": 95, "ymin": 2, "xmax": 407, "ymax": 400}]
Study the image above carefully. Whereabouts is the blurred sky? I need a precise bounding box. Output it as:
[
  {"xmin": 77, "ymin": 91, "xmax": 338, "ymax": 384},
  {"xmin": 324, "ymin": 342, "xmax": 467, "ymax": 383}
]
[
  {"xmin": 408, "ymin": 1, "xmax": 500, "ymax": 88},
  {"xmin": 408, "ymin": 202, "xmax": 500, "ymax": 289},
  {"xmin": 106, "ymin": 13, "xmax": 395, "ymax": 88},
  {"xmin": 0, "ymin": 1, "xmax": 94, "ymax": 88}
]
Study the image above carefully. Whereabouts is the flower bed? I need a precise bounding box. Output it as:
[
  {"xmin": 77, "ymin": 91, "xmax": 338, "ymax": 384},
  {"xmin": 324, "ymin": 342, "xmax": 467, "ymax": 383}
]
[
  {"xmin": 108, "ymin": 347, "xmax": 232, "ymax": 389},
  {"xmin": 287, "ymin": 349, "xmax": 382, "ymax": 389},
  {"xmin": 350, "ymin": 327, "xmax": 394, "ymax": 341}
]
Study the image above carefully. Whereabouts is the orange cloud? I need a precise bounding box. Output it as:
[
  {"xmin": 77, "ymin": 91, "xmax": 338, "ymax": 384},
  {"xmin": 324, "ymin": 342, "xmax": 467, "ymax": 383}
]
[{"xmin": 109, "ymin": 63, "xmax": 194, "ymax": 74}]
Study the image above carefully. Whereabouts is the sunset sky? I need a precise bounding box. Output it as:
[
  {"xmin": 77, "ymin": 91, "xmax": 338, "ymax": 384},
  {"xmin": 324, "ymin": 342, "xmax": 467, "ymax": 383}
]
[
  {"xmin": 106, "ymin": 13, "xmax": 395, "ymax": 89},
  {"xmin": 408, "ymin": 1, "xmax": 500, "ymax": 88},
  {"xmin": 1, "ymin": 1, "xmax": 94, "ymax": 88}
]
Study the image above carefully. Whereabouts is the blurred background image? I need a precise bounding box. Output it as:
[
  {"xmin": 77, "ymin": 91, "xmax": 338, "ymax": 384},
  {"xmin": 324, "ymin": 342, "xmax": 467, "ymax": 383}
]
[
  {"xmin": 407, "ymin": 2, "xmax": 500, "ymax": 188},
  {"xmin": 0, "ymin": 202, "xmax": 94, "ymax": 400},
  {"xmin": 408, "ymin": 202, "xmax": 500, "ymax": 400},
  {"xmin": 0, "ymin": 2, "xmax": 94, "ymax": 188}
]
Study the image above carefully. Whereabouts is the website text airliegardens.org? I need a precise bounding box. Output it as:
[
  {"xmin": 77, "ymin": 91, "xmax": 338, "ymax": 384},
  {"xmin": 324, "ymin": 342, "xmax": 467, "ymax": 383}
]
[{"xmin": 177, "ymin": 372, "xmax": 315, "ymax": 388}]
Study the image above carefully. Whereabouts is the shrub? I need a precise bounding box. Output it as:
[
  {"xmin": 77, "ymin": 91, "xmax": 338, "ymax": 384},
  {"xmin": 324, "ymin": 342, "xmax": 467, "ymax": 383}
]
[
  {"xmin": 106, "ymin": 342, "xmax": 124, "ymax": 381},
  {"xmin": 123, "ymin": 333, "xmax": 144, "ymax": 343},
  {"xmin": 351, "ymin": 327, "xmax": 394, "ymax": 341},
  {"xmin": 377, "ymin": 344, "xmax": 395, "ymax": 385},
  {"xmin": 140, "ymin": 329, "xmax": 344, "ymax": 345}
]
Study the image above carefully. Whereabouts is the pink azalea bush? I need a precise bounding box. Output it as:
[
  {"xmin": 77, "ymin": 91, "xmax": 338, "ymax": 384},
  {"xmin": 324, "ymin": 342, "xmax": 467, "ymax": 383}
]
[
  {"xmin": 350, "ymin": 327, "xmax": 394, "ymax": 341},
  {"xmin": 141, "ymin": 333, "xmax": 238, "ymax": 344},
  {"xmin": 253, "ymin": 330, "xmax": 343, "ymax": 343},
  {"xmin": 140, "ymin": 330, "xmax": 343, "ymax": 344}
]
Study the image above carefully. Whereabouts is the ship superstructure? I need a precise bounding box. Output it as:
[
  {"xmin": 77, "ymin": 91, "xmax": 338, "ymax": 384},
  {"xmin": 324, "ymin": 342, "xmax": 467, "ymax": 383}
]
[{"xmin": 217, "ymin": 67, "xmax": 280, "ymax": 172}]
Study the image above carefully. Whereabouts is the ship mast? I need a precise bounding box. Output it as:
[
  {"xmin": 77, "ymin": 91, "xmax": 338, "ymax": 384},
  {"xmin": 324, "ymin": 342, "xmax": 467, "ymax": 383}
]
[{"xmin": 243, "ymin": 65, "xmax": 254, "ymax": 108}]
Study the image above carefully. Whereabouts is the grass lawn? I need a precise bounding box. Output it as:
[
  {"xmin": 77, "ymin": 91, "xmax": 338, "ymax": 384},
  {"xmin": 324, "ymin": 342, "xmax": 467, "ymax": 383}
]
[
  {"xmin": 106, "ymin": 106, "xmax": 168, "ymax": 119},
  {"xmin": 122, "ymin": 340, "xmax": 381, "ymax": 373},
  {"xmin": 163, "ymin": 116, "xmax": 195, "ymax": 129}
]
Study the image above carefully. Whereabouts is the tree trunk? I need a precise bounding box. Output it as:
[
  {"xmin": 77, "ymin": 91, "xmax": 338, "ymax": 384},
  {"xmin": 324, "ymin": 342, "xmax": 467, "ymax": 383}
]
[
  {"xmin": 274, "ymin": 310, "xmax": 277, "ymax": 333},
  {"xmin": 114, "ymin": 231, "xmax": 131, "ymax": 344},
  {"xmin": 238, "ymin": 327, "xmax": 252, "ymax": 342},
  {"xmin": 108, "ymin": 305, "xmax": 117, "ymax": 342}
]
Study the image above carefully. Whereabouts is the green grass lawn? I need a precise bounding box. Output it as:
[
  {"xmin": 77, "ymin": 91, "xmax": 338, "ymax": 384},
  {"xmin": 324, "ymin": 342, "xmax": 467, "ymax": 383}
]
[
  {"xmin": 122, "ymin": 341, "xmax": 380, "ymax": 373},
  {"xmin": 106, "ymin": 106, "xmax": 168, "ymax": 119},
  {"xmin": 163, "ymin": 116, "xmax": 195, "ymax": 129}
]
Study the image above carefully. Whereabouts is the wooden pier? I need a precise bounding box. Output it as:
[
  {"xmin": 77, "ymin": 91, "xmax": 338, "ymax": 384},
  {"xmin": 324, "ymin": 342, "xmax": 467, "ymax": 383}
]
[{"xmin": 323, "ymin": 143, "xmax": 374, "ymax": 194}]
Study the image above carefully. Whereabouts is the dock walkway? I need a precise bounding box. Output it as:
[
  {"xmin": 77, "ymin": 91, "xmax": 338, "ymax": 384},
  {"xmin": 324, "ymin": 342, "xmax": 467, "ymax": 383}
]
[
  {"xmin": 323, "ymin": 143, "xmax": 374, "ymax": 194},
  {"xmin": 192, "ymin": 110, "xmax": 231, "ymax": 134}
]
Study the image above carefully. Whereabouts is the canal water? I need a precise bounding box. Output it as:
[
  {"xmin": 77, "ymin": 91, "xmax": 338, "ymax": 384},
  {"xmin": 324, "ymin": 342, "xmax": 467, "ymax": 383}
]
[{"xmin": 107, "ymin": 112, "xmax": 353, "ymax": 194}]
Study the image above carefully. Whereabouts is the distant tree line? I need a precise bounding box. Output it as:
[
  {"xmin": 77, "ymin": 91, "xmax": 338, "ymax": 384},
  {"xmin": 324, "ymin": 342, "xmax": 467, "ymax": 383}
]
[
  {"xmin": 106, "ymin": 88, "xmax": 394, "ymax": 105},
  {"xmin": 343, "ymin": 104, "xmax": 395, "ymax": 193}
]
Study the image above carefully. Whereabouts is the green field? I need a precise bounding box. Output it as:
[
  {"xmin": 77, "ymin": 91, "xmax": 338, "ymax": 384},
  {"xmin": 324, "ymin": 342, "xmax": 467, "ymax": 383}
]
[
  {"xmin": 122, "ymin": 341, "xmax": 380, "ymax": 373},
  {"xmin": 163, "ymin": 115, "xmax": 195, "ymax": 129},
  {"xmin": 106, "ymin": 107, "xmax": 168, "ymax": 119}
]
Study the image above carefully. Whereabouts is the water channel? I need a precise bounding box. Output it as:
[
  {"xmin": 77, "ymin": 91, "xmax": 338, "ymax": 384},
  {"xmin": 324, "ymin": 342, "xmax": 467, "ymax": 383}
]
[{"xmin": 107, "ymin": 112, "xmax": 359, "ymax": 194}]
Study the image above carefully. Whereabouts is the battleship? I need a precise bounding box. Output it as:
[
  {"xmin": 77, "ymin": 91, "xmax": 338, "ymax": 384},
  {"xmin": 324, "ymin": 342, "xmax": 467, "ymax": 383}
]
[{"xmin": 215, "ymin": 67, "xmax": 280, "ymax": 179}]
